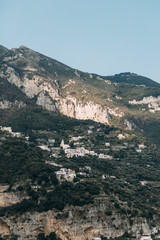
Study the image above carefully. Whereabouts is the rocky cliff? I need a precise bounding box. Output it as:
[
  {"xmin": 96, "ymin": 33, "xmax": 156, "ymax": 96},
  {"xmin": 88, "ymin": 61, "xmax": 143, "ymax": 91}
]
[
  {"xmin": 0, "ymin": 189, "xmax": 158, "ymax": 240},
  {"xmin": 0, "ymin": 64, "xmax": 119, "ymax": 125},
  {"xmin": 1, "ymin": 45, "xmax": 159, "ymax": 130}
]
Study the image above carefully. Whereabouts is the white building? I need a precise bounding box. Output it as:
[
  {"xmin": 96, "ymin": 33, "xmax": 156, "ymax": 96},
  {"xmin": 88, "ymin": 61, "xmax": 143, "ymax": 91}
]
[
  {"xmin": 55, "ymin": 168, "xmax": 76, "ymax": 181},
  {"xmin": 105, "ymin": 142, "xmax": 110, "ymax": 147},
  {"xmin": 12, "ymin": 132, "xmax": 21, "ymax": 137},
  {"xmin": 140, "ymin": 235, "xmax": 152, "ymax": 240},
  {"xmin": 136, "ymin": 149, "xmax": 142, "ymax": 153},
  {"xmin": 70, "ymin": 136, "xmax": 84, "ymax": 142},
  {"xmin": 25, "ymin": 136, "xmax": 29, "ymax": 141},
  {"xmin": 139, "ymin": 144, "xmax": 146, "ymax": 149},
  {"xmin": 88, "ymin": 130, "xmax": 93, "ymax": 134},
  {"xmin": 140, "ymin": 181, "xmax": 148, "ymax": 186},
  {"xmin": 117, "ymin": 133, "xmax": 125, "ymax": 140},
  {"xmin": 99, "ymin": 154, "xmax": 112, "ymax": 159},
  {"xmin": 0, "ymin": 126, "xmax": 12, "ymax": 133},
  {"xmin": 38, "ymin": 145, "xmax": 51, "ymax": 151}
]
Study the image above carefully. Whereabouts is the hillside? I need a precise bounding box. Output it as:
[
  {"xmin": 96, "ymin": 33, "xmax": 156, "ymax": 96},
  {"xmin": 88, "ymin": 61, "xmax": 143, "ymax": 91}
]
[
  {"xmin": 0, "ymin": 107, "xmax": 160, "ymax": 239},
  {"xmin": 0, "ymin": 45, "xmax": 160, "ymax": 239},
  {"xmin": 0, "ymin": 45, "xmax": 160, "ymax": 144}
]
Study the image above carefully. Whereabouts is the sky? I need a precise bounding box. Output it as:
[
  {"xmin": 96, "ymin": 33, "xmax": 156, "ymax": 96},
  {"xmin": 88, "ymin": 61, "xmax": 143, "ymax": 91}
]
[{"xmin": 0, "ymin": 0, "xmax": 160, "ymax": 83}]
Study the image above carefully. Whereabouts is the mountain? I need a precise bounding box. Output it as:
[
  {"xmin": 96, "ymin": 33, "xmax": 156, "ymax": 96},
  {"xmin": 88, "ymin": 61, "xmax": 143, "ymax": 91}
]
[
  {"xmin": 0, "ymin": 45, "xmax": 160, "ymax": 240},
  {"xmin": 104, "ymin": 72, "xmax": 160, "ymax": 88},
  {"xmin": 0, "ymin": 45, "xmax": 160, "ymax": 144}
]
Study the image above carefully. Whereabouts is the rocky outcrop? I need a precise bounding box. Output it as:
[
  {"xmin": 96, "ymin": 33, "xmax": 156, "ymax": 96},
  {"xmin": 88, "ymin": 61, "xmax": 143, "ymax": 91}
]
[
  {"xmin": 0, "ymin": 100, "xmax": 26, "ymax": 109},
  {"xmin": 0, "ymin": 188, "xmax": 158, "ymax": 240},
  {"xmin": 0, "ymin": 185, "xmax": 26, "ymax": 207},
  {"xmin": 0, "ymin": 219, "xmax": 11, "ymax": 236},
  {"xmin": 129, "ymin": 96, "xmax": 160, "ymax": 113},
  {"xmin": 57, "ymin": 97, "xmax": 110, "ymax": 124},
  {"xmin": 124, "ymin": 119, "xmax": 137, "ymax": 130},
  {"xmin": 4, "ymin": 67, "xmax": 59, "ymax": 100},
  {"xmin": 0, "ymin": 198, "xmax": 159, "ymax": 240},
  {"xmin": 1, "ymin": 66, "xmax": 125, "ymax": 124}
]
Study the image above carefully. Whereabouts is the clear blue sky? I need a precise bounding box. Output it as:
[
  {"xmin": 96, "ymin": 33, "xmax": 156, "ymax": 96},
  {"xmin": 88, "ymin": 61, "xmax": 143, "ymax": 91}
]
[{"xmin": 1, "ymin": 0, "xmax": 160, "ymax": 83}]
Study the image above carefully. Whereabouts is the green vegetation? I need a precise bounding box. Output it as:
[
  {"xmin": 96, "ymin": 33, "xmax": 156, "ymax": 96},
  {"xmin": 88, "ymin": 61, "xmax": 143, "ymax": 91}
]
[
  {"xmin": 37, "ymin": 232, "xmax": 61, "ymax": 240},
  {"xmin": 1, "ymin": 44, "xmax": 160, "ymax": 234},
  {"xmin": 0, "ymin": 137, "xmax": 57, "ymax": 184},
  {"xmin": 0, "ymin": 77, "xmax": 30, "ymax": 103},
  {"xmin": 105, "ymin": 72, "xmax": 160, "ymax": 88},
  {"xmin": 1, "ymin": 116, "xmax": 160, "ymax": 220}
]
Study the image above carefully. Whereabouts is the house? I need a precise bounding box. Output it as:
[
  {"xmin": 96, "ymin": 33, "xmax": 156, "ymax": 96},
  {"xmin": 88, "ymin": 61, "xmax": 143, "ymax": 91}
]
[
  {"xmin": 78, "ymin": 172, "xmax": 87, "ymax": 176},
  {"xmin": 55, "ymin": 169, "xmax": 67, "ymax": 179},
  {"xmin": 151, "ymin": 227, "xmax": 158, "ymax": 235},
  {"xmin": 105, "ymin": 142, "xmax": 110, "ymax": 147},
  {"xmin": 48, "ymin": 139, "xmax": 55, "ymax": 146},
  {"xmin": 139, "ymin": 144, "xmax": 146, "ymax": 149},
  {"xmin": 65, "ymin": 148, "xmax": 79, "ymax": 158},
  {"xmin": 99, "ymin": 154, "xmax": 112, "ymax": 159},
  {"xmin": 25, "ymin": 136, "xmax": 29, "ymax": 141},
  {"xmin": 31, "ymin": 185, "xmax": 40, "ymax": 190},
  {"xmin": 102, "ymin": 175, "xmax": 116, "ymax": 179},
  {"xmin": 67, "ymin": 169, "xmax": 76, "ymax": 178},
  {"xmin": 70, "ymin": 136, "xmax": 84, "ymax": 142},
  {"xmin": 140, "ymin": 235, "xmax": 152, "ymax": 240},
  {"xmin": 45, "ymin": 161, "xmax": 62, "ymax": 167},
  {"xmin": 88, "ymin": 130, "xmax": 93, "ymax": 134},
  {"xmin": 117, "ymin": 133, "xmax": 125, "ymax": 140},
  {"xmin": 55, "ymin": 168, "xmax": 76, "ymax": 181},
  {"xmin": 89, "ymin": 150, "xmax": 98, "ymax": 156},
  {"xmin": 64, "ymin": 146, "xmax": 98, "ymax": 158},
  {"xmin": 0, "ymin": 126, "xmax": 12, "ymax": 133},
  {"xmin": 38, "ymin": 145, "xmax": 51, "ymax": 151},
  {"xmin": 111, "ymin": 145, "xmax": 127, "ymax": 151},
  {"xmin": 136, "ymin": 149, "xmax": 142, "ymax": 153},
  {"xmin": 12, "ymin": 132, "xmax": 21, "ymax": 137},
  {"xmin": 140, "ymin": 181, "xmax": 148, "ymax": 186}
]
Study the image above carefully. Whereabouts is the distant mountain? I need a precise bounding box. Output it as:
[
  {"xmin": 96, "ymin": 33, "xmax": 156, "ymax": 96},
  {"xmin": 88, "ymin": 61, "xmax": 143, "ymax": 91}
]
[{"xmin": 105, "ymin": 72, "xmax": 160, "ymax": 88}]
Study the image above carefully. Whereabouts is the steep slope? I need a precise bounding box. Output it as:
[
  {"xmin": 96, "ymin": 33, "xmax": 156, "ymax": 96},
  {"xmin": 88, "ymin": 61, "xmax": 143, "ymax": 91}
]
[
  {"xmin": 1, "ymin": 114, "xmax": 160, "ymax": 240},
  {"xmin": 1, "ymin": 46, "xmax": 160, "ymax": 239},
  {"xmin": 0, "ymin": 45, "xmax": 160, "ymax": 144},
  {"xmin": 0, "ymin": 45, "xmax": 9, "ymax": 59}
]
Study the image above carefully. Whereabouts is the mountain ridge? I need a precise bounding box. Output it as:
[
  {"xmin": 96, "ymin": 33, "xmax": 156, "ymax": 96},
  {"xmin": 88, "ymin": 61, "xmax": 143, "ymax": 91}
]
[
  {"xmin": 1, "ymin": 45, "xmax": 160, "ymax": 239},
  {"xmin": 1, "ymin": 44, "xmax": 159, "ymax": 87},
  {"xmin": 0, "ymin": 44, "xmax": 160, "ymax": 145}
]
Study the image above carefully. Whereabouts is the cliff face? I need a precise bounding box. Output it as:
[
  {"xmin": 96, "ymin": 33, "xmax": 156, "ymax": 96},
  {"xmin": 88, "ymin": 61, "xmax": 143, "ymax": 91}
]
[
  {"xmin": 129, "ymin": 96, "xmax": 160, "ymax": 113},
  {"xmin": 1, "ymin": 65, "xmax": 113, "ymax": 124},
  {"xmin": 0, "ymin": 186, "xmax": 158, "ymax": 240},
  {"xmin": 1, "ymin": 45, "xmax": 160, "ymax": 130},
  {"xmin": 0, "ymin": 195, "xmax": 158, "ymax": 240}
]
